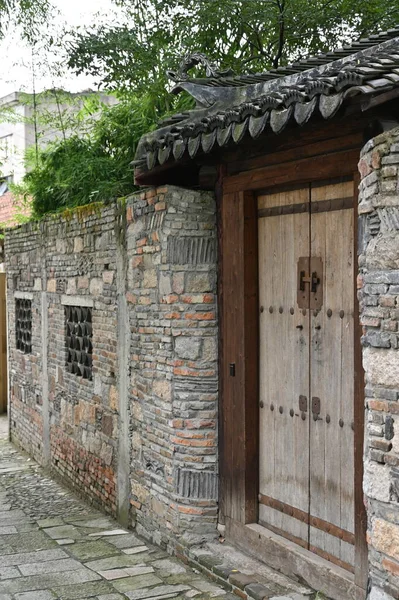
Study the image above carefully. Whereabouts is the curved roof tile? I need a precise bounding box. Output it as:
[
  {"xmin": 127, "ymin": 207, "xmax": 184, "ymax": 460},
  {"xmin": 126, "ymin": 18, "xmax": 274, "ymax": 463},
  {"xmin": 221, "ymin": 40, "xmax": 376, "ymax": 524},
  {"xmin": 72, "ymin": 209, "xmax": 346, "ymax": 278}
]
[{"xmin": 134, "ymin": 32, "xmax": 399, "ymax": 174}]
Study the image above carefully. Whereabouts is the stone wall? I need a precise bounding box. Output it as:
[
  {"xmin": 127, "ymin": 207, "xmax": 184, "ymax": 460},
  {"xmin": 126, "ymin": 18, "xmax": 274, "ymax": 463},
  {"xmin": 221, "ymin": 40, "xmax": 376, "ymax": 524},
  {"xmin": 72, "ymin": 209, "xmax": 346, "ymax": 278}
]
[
  {"xmin": 5, "ymin": 185, "xmax": 218, "ymax": 550},
  {"xmin": 127, "ymin": 187, "xmax": 218, "ymax": 550},
  {"xmin": 358, "ymin": 127, "xmax": 399, "ymax": 600}
]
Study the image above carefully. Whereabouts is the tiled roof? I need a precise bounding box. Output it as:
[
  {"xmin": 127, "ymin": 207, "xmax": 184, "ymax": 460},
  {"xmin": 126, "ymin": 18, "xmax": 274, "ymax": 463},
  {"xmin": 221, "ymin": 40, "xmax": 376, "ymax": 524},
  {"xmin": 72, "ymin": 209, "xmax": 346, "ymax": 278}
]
[{"xmin": 134, "ymin": 29, "xmax": 399, "ymax": 173}]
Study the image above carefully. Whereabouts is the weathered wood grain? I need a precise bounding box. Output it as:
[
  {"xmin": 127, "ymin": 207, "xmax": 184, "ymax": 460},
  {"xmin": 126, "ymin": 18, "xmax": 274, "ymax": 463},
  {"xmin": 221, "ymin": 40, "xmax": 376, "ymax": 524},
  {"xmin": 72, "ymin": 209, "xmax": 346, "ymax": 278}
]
[{"xmin": 0, "ymin": 273, "xmax": 7, "ymax": 414}]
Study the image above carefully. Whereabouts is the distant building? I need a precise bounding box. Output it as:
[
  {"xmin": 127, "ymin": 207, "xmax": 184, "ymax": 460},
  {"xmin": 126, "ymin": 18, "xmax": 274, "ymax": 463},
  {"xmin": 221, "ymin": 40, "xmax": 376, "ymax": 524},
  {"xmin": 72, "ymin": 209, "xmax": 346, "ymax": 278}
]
[{"xmin": 0, "ymin": 90, "xmax": 118, "ymax": 227}]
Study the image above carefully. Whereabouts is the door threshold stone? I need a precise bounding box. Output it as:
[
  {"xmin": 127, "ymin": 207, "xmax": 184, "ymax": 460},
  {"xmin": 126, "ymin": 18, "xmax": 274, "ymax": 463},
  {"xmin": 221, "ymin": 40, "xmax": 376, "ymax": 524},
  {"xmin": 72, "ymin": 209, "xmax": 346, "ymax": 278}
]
[{"xmin": 180, "ymin": 539, "xmax": 316, "ymax": 600}]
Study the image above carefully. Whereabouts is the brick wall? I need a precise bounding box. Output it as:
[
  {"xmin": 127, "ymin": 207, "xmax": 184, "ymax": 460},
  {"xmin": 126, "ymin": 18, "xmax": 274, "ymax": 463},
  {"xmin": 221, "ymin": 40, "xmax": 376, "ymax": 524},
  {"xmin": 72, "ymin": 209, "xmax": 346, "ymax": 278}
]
[
  {"xmin": 358, "ymin": 127, "xmax": 399, "ymax": 600},
  {"xmin": 127, "ymin": 187, "xmax": 218, "ymax": 550},
  {"xmin": 0, "ymin": 191, "xmax": 31, "ymax": 227},
  {"xmin": 7, "ymin": 227, "xmax": 44, "ymax": 463},
  {"xmin": 5, "ymin": 185, "xmax": 218, "ymax": 548}
]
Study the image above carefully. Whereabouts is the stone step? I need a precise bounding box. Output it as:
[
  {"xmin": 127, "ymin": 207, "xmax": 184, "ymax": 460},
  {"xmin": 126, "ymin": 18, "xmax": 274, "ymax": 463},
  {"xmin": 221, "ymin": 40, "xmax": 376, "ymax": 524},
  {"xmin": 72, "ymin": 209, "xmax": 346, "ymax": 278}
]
[{"xmin": 186, "ymin": 544, "xmax": 316, "ymax": 600}]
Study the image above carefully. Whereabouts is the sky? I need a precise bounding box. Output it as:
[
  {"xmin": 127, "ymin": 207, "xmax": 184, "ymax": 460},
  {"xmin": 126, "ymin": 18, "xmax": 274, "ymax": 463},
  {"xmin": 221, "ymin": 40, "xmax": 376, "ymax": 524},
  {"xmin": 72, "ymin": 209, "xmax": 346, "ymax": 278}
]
[{"xmin": 0, "ymin": 0, "xmax": 124, "ymax": 97}]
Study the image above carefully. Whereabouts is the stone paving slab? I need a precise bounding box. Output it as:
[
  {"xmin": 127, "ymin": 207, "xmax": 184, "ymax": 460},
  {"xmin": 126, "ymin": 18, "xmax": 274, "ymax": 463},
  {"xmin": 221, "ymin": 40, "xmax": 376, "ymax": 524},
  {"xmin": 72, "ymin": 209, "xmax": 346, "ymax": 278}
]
[{"xmin": 0, "ymin": 415, "xmax": 315, "ymax": 600}]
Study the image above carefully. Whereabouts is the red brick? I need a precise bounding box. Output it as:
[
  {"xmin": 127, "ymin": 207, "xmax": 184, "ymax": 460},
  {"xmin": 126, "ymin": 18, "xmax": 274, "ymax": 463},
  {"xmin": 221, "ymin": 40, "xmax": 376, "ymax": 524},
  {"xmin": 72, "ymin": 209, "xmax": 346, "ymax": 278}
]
[
  {"xmin": 368, "ymin": 400, "xmax": 388, "ymax": 412},
  {"xmin": 185, "ymin": 312, "xmax": 215, "ymax": 321},
  {"xmin": 358, "ymin": 158, "xmax": 372, "ymax": 178}
]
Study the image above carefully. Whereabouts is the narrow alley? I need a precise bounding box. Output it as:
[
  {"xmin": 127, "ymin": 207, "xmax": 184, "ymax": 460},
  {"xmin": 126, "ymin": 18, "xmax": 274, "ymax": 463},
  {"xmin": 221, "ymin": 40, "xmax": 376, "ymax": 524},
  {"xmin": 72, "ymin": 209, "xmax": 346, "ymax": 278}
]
[
  {"xmin": 0, "ymin": 415, "xmax": 229, "ymax": 600},
  {"xmin": 0, "ymin": 415, "xmax": 313, "ymax": 600}
]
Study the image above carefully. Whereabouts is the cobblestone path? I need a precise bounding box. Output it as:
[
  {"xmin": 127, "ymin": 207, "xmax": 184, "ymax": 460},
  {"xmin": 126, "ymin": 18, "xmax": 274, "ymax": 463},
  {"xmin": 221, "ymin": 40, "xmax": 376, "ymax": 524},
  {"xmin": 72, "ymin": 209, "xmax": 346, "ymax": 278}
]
[
  {"xmin": 0, "ymin": 416, "xmax": 314, "ymax": 600},
  {"xmin": 0, "ymin": 417, "xmax": 231, "ymax": 600}
]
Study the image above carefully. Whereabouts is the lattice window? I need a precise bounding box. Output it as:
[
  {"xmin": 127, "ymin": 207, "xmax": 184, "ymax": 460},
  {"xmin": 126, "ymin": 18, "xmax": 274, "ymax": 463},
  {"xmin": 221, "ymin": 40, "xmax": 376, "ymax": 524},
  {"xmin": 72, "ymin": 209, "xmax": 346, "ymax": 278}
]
[
  {"xmin": 15, "ymin": 299, "xmax": 32, "ymax": 354},
  {"xmin": 65, "ymin": 306, "xmax": 93, "ymax": 380}
]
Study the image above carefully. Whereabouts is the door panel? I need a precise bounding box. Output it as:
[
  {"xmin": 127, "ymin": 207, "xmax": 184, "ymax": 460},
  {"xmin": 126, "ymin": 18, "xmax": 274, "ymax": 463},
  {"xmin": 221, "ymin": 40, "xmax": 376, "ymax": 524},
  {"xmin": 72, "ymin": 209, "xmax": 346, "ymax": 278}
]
[
  {"xmin": 258, "ymin": 188, "xmax": 310, "ymax": 546},
  {"xmin": 309, "ymin": 181, "xmax": 355, "ymax": 569},
  {"xmin": 257, "ymin": 180, "xmax": 355, "ymax": 570}
]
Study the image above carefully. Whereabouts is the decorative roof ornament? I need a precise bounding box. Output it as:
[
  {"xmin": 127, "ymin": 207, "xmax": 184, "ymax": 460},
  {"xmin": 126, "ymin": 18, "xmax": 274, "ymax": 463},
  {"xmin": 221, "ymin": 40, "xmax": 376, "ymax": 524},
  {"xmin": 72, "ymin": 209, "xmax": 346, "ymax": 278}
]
[
  {"xmin": 134, "ymin": 31, "xmax": 399, "ymax": 176},
  {"xmin": 167, "ymin": 52, "xmax": 234, "ymax": 83}
]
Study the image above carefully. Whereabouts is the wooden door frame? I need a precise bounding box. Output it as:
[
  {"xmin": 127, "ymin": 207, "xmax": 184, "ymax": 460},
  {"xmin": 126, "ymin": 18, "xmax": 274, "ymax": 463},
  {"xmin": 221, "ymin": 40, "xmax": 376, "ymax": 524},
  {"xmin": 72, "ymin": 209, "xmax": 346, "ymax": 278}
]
[
  {"xmin": 0, "ymin": 273, "xmax": 7, "ymax": 415},
  {"xmin": 218, "ymin": 149, "xmax": 367, "ymax": 596}
]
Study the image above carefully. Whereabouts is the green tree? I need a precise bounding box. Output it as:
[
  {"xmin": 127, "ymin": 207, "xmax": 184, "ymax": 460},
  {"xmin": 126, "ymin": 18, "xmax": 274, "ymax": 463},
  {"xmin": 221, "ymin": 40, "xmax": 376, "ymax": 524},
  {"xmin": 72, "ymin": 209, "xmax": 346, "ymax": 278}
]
[
  {"xmin": 0, "ymin": 0, "xmax": 50, "ymax": 41},
  {"xmin": 20, "ymin": 93, "xmax": 194, "ymax": 217},
  {"xmin": 23, "ymin": 0, "xmax": 399, "ymax": 218},
  {"xmin": 67, "ymin": 0, "xmax": 399, "ymax": 95}
]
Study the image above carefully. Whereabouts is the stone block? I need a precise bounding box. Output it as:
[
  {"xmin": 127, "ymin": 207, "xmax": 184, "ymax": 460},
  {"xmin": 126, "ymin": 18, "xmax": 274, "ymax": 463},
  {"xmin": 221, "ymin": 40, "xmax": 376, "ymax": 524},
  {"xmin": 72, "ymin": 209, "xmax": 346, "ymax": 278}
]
[
  {"xmin": 102, "ymin": 415, "xmax": 114, "ymax": 437},
  {"xmin": 213, "ymin": 565, "xmax": 238, "ymax": 579},
  {"xmin": 370, "ymin": 438, "xmax": 392, "ymax": 452},
  {"xmin": 364, "ymin": 284, "xmax": 389, "ymax": 295},
  {"xmin": 153, "ymin": 379, "xmax": 172, "ymax": 401},
  {"xmin": 229, "ymin": 573, "xmax": 258, "ymax": 590},
  {"xmin": 47, "ymin": 279, "xmax": 56, "ymax": 293},
  {"xmin": 202, "ymin": 337, "xmax": 218, "ymax": 362},
  {"xmin": 90, "ymin": 278, "xmax": 103, "ymax": 296},
  {"xmin": 370, "ymin": 449, "xmax": 385, "ymax": 463},
  {"xmin": 159, "ymin": 273, "xmax": 172, "ymax": 296},
  {"xmin": 363, "ymin": 347, "xmax": 399, "ymax": 387},
  {"xmin": 15, "ymin": 593, "xmax": 55, "ymax": 600},
  {"xmin": 197, "ymin": 554, "xmax": 223, "ymax": 570},
  {"xmin": 364, "ymin": 460, "xmax": 391, "ymax": 502},
  {"xmin": 368, "ymin": 423, "xmax": 384, "ymax": 437},
  {"xmin": 103, "ymin": 271, "xmax": 114, "ymax": 285},
  {"xmin": 363, "ymin": 331, "xmax": 391, "ymax": 349},
  {"xmin": 366, "ymin": 234, "xmax": 399, "ymax": 270},
  {"xmin": 365, "ymin": 269, "xmax": 399, "ymax": 285},
  {"xmin": 369, "ymin": 587, "xmax": 395, "ymax": 600},
  {"xmin": 186, "ymin": 273, "xmax": 214, "ymax": 293},
  {"xmin": 245, "ymin": 583, "xmax": 274, "ymax": 600},
  {"xmin": 382, "ymin": 166, "xmax": 398, "ymax": 178},
  {"xmin": 100, "ymin": 443, "xmax": 113, "ymax": 466},
  {"xmin": 172, "ymin": 273, "xmax": 185, "ymax": 295},
  {"xmin": 18, "ymin": 558, "xmax": 81, "ymax": 576},
  {"xmin": 74, "ymin": 237, "xmax": 84, "ymax": 253},
  {"xmin": 372, "ymin": 518, "xmax": 399, "ymax": 561},
  {"xmin": 109, "ymin": 386, "xmax": 118, "ymax": 412},
  {"xmin": 175, "ymin": 337, "xmax": 202, "ymax": 360},
  {"xmin": 66, "ymin": 278, "xmax": 77, "ymax": 295},
  {"xmin": 56, "ymin": 238, "xmax": 67, "ymax": 253},
  {"xmin": 144, "ymin": 269, "xmax": 157, "ymax": 289},
  {"xmin": 77, "ymin": 276, "xmax": 89, "ymax": 289},
  {"xmin": 125, "ymin": 584, "xmax": 191, "ymax": 600}
]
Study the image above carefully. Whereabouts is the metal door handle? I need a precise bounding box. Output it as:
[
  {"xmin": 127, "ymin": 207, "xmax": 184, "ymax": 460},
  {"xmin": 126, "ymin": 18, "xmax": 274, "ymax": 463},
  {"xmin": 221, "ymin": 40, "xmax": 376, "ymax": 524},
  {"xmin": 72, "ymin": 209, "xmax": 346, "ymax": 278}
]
[{"xmin": 311, "ymin": 271, "xmax": 320, "ymax": 293}]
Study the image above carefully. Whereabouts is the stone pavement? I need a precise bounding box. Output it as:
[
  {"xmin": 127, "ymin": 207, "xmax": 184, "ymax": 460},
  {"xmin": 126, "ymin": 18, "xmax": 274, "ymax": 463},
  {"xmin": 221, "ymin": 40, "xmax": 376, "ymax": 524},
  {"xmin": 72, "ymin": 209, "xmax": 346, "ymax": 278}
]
[{"xmin": 0, "ymin": 415, "xmax": 314, "ymax": 600}]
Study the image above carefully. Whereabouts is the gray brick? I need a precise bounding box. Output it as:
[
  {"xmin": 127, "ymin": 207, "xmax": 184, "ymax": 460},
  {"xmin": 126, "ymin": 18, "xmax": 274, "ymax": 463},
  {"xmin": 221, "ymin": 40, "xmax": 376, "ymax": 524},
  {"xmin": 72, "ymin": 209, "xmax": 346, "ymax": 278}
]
[
  {"xmin": 245, "ymin": 583, "xmax": 274, "ymax": 600},
  {"xmin": 125, "ymin": 585, "xmax": 192, "ymax": 600},
  {"xmin": 15, "ymin": 593, "xmax": 56, "ymax": 600},
  {"xmin": 229, "ymin": 573, "xmax": 258, "ymax": 590},
  {"xmin": 0, "ymin": 549, "xmax": 68, "ymax": 567},
  {"xmin": 18, "ymin": 558, "xmax": 82, "ymax": 576}
]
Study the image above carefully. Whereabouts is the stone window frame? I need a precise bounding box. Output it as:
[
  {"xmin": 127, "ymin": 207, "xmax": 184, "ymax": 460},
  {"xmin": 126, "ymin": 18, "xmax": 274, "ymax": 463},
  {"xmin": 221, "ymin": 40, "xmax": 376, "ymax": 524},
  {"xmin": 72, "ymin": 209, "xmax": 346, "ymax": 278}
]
[
  {"xmin": 14, "ymin": 292, "xmax": 33, "ymax": 354},
  {"xmin": 62, "ymin": 295, "xmax": 94, "ymax": 381}
]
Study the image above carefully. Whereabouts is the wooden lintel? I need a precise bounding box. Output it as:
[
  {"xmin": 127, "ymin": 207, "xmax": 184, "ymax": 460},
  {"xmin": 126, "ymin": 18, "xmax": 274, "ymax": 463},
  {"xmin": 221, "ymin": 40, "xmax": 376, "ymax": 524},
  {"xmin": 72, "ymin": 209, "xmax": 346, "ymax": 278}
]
[
  {"xmin": 223, "ymin": 148, "xmax": 360, "ymax": 194},
  {"xmin": 361, "ymin": 87, "xmax": 399, "ymax": 111}
]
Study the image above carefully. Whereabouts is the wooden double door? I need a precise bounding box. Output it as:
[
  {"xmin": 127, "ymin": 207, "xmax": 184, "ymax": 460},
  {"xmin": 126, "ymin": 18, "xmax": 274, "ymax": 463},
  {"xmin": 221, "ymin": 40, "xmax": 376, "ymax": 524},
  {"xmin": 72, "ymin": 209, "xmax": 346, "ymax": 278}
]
[{"xmin": 258, "ymin": 179, "xmax": 355, "ymax": 571}]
